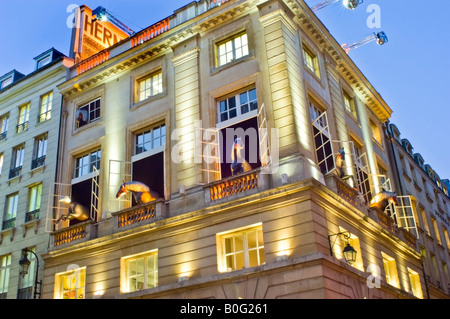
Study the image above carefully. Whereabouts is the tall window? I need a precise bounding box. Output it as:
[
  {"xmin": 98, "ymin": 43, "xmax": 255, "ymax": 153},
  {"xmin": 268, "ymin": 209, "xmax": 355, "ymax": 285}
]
[
  {"xmin": 17, "ymin": 247, "xmax": 37, "ymax": 299},
  {"xmin": 74, "ymin": 149, "xmax": 101, "ymax": 179},
  {"xmin": 0, "ymin": 254, "xmax": 11, "ymax": 299},
  {"xmin": 443, "ymin": 227, "xmax": 450, "ymax": 249},
  {"xmin": 3, "ymin": 193, "xmax": 19, "ymax": 230},
  {"xmin": 0, "ymin": 153, "xmax": 3, "ymax": 177},
  {"xmin": 10, "ymin": 145, "xmax": 25, "ymax": 179},
  {"xmin": 32, "ymin": 135, "xmax": 47, "ymax": 169},
  {"xmin": 382, "ymin": 252, "xmax": 400, "ymax": 288},
  {"xmin": 218, "ymin": 88, "xmax": 257, "ymax": 124},
  {"xmin": 38, "ymin": 92, "xmax": 53, "ymax": 122},
  {"xmin": 408, "ymin": 268, "xmax": 423, "ymax": 299},
  {"xmin": 370, "ymin": 119, "xmax": 382, "ymax": 145},
  {"xmin": 0, "ymin": 114, "xmax": 8, "ymax": 141},
  {"xmin": 76, "ymin": 98, "xmax": 100, "ymax": 128},
  {"xmin": 17, "ymin": 103, "xmax": 30, "ymax": 133},
  {"xmin": 343, "ymin": 92, "xmax": 358, "ymax": 119},
  {"xmin": 217, "ymin": 224, "xmax": 265, "ymax": 273},
  {"xmin": 121, "ymin": 250, "xmax": 158, "ymax": 293},
  {"xmin": 216, "ymin": 32, "xmax": 249, "ymax": 67},
  {"xmin": 431, "ymin": 217, "xmax": 442, "ymax": 245},
  {"xmin": 419, "ymin": 207, "xmax": 430, "ymax": 235},
  {"xmin": 303, "ymin": 45, "xmax": 320, "ymax": 78},
  {"xmin": 310, "ymin": 101, "xmax": 334, "ymax": 174},
  {"xmin": 26, "ymin": 184, "xmax": 42, "ymax": 222},
  {"xmin": 135, "ymin": 124, "xmax": 166, "ymax": 155},
  {"xmin": 55, "ymin": 267, "xmax": 86, "ymax": 299},
  {"xmin": 137, "ymin": 71, "xmax": 162, "ymax": 102}
]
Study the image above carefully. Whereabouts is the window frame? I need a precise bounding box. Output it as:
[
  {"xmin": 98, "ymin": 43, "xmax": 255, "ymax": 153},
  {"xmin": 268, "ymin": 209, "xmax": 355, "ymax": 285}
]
[
  {"xmin": 73, "ymin": 148, "xmax": 102, "ymax": 181},
  {"xmin": 17, "ymin": 103, "xmax": 30, "ymax": 133},
  {"xmin": 215, "ymin": 31, "xmax": 250, "ymax": 68},
  {"xmin": 302, "ymin": 44, "xmax": 321, "ymax": 79},
  {"xmin": 381, "ymin": 252, "xmax": 400, "ymax": 288},
  {"xmin": 121, "ymin": 250, "xmax": 158, "ymax": 293},
  {"xmin": 32, "ymin": 134, "xmax": 48, "ymax": 170},
  {"xmin": 133, "ymin": 123, "xmax": 166, "ymax": 158},
  {"xmin": 54, "ymin": 267, "xmax": 86, "ymax": 299},
  {"xmin": 0, "ymin": 254, "xmax": 12, "ymax": 297},
  {"xmin": 38, "ymin": 91, "xmax": 53, "ymax": 123},
  {"xmin": 343, "ymin": 91, "xmax": 358, "ymax": 119},
  {"xmin": 216, "ymin": 87, "xmax": 258, "ymax": 129},
  {"xmin": 0, "ymin": 113, "xmax": 9, "ymax": 140},
  {"xmin": 407, "ymin": 268, "xmax": 423, "ymax": 299},
  {"xmin": 136, "ymin": 70, "xmax": 163, "ymax": 103},
  {"xmin": 3, "ymin": 193, "xmax": 19, "ymax": 230},
  {"xmin": 217, "ymin": 223, "xmax": 265, "ymax": 273},
  {"xmin": 75, "ymin": 98, "xmax": 101, "ymax": 129}
]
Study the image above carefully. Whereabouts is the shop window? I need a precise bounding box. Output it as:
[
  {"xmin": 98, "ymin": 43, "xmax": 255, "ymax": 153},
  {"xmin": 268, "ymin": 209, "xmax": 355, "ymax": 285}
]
[
  {"xmin": 54, "ymin": 267, "xmax": 86, "ymax": 299},
  {"xmin": 215, "ymin": 32, "xmax": 249, "ymax": 67},
  {"xmin": 121, "ymin": 250, "xmax": 158, "ymax": 293},
  {"xmin": 76, "ymin": 98, "xmax": 101, "ymax": 128},
  {"xmin": 217, "ymin": 224, "xmax": 265, "ymax": 273}
]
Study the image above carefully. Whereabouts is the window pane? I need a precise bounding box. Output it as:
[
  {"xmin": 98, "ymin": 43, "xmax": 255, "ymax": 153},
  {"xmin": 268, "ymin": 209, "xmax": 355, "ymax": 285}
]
[{"xmin": 235, "ymin": 252, "xmax": 245, "ymax": 270}]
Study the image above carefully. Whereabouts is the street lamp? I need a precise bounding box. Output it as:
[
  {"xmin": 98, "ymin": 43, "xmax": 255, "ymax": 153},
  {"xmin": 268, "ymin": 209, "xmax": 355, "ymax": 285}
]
[
  {"xmin": 328, "ymin": 231, "xmax": 358, "ymax": 265},
  {"xmin": 19, "ymin": 248, "xmax": 42, "ymax": 299}
]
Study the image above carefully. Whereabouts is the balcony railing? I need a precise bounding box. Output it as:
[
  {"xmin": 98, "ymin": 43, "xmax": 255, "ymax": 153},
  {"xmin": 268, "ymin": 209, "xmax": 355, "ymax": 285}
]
[
  {"xmin": 114, "ymin": 199, "xmax": 166, "ymax": 229},
  {"xmin": 25, "ymin": 209, "xmax": 40, "ymax": 222},
  {"xmin": 209, "ymin": 171, "xmax": 259, "ymax": 202},
  {"xmin": 76, "ymin": 50, "xmax": 111, "ymax": 75},
  {"xmin": 9, "ymin": 166, "xmax": 22, "ymax": 179},
  {"xmin": 2, "ymin": 217, "xmax": 15, "ymax": 230},
  {"xmin": 16, "ymin": 121, "xmax": 28, "ymax": 133},
  {"xmin": 0, "ymin": 131, "xmax": 6, "ymax": 141},
  {"xmin": 31, "ymin": 156, "xmax": 46, "ymax": 170}
]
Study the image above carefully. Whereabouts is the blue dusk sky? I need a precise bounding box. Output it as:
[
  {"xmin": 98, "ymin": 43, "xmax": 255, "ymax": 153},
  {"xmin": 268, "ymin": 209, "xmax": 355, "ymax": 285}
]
[{"xmin": 0, "ymin": 1, "xmax": 449, "ymax": 180}]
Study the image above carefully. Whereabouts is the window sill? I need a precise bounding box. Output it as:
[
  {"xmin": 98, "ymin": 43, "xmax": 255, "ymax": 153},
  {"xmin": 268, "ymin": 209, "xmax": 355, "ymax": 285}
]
[
  {"xmin": 211, "ymin": 53, "xmax": 254, "ymax": 76},
  {"xmin": 72, "ymin": 118, "xmax": 103, "ymax": 135},
  {"xmin": 131, "ymin": 91, "xmax": 166, "ymax": 111}
]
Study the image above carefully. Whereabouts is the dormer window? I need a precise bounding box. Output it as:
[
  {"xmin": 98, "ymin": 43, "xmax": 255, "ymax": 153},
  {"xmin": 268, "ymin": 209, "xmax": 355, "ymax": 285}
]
[
  {"xmin": 1, "ymin": 77, "xmax": 12, "ymax": 89},
  {"xmin": 37, "ymin": 55, "xmax": 51, "ymax": 69}
]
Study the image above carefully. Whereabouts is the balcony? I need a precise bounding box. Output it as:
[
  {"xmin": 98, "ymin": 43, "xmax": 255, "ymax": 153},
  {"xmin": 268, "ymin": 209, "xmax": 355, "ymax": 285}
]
[
  {"xmin": 31, "ymin": 156, "xmax": 46, "ymax": 170},
  {"xmin": 324, "ymin": 174, "xmax": 358, "ymax": 207},
  {"xmin": 112, "ymin": 199, "xmax": 167, "ymax": 230},
  {"xmin": 9, "ymin": 166, "xmax": 22, "ymax": 179},
  {"xmin": 207, "ymin": 170, "xmax": 261, "ymax": 203},
  {"xmin": 51, "ymin": 220, "xmax": 97, "ymax": 247}
]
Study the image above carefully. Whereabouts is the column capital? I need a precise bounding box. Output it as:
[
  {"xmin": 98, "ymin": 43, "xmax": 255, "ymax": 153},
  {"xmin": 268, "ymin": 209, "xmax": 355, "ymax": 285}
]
[{"xmin": 172, "ymin": 48, "xmax": 200, "ymax": 67}]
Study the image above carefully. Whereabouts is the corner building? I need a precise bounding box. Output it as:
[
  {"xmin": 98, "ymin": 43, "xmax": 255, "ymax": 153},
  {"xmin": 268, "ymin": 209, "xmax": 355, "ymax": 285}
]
[{"xmin": 42, "ymin": 0, "xmax": 443, "ymax": 299}]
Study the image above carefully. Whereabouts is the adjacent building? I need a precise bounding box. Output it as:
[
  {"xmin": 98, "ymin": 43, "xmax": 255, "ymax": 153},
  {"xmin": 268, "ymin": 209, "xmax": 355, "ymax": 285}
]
[
  {"xmin": 386, "ymin": 123, "xmax": 450, "ymax": 298},
  {"xmin": 0, "ymin": 48, "xmax": 74, "ymax": 298}
]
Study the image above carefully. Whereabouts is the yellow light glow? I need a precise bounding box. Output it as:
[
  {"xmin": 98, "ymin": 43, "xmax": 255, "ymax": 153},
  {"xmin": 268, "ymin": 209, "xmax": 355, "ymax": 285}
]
[{"xmin": 276, "ymin": 239, "xmax": 293, "ymax": 257}]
